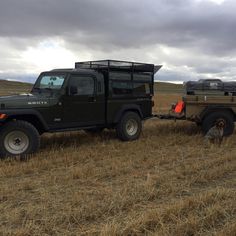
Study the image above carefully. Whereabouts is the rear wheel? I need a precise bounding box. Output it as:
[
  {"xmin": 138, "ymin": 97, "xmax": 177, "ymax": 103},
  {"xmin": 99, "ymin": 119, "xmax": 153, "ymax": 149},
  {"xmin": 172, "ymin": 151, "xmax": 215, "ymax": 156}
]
[
  {"xmin": 0, "ymin": 120, "xmax": 40, "ymax": 158},
  {"xmin": 116, "ymin": 112, "xmax": 142, "ymax": 141},
  {"xmin": 202, "ymin": 111, "xmax": 234, "ymax": 136}
]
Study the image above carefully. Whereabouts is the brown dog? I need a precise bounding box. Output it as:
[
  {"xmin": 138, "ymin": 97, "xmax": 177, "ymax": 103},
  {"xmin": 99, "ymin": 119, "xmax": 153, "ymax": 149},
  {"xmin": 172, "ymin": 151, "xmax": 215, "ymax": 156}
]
[{"xmin": 204, "ymin": 119, "xmax": 225, "ymax": 146}]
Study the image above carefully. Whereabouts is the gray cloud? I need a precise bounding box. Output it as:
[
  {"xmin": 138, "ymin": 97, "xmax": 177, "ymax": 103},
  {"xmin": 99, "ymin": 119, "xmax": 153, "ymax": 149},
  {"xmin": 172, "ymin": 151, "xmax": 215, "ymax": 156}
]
[{"xmin": 0, "ymin": 0, "xmax": 236, "ymax": 82}]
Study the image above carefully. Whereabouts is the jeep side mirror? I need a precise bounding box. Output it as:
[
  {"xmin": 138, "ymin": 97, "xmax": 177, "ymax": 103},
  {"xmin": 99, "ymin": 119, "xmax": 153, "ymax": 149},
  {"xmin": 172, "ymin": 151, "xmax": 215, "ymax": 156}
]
[{"xmin": 70, "ymin": 86, "xmax": 78, "ymax": 95}]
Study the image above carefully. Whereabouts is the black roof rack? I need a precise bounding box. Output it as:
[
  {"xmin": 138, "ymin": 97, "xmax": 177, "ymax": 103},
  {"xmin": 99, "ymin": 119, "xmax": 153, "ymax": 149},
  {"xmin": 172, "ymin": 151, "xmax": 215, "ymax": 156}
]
[
  {"xmin": 75, "ymin": 60, "xmax": 162, "ymax": 74},
  {"xmin": 50, "ymin": 68, "xmax": 74, "ymax": 71}
]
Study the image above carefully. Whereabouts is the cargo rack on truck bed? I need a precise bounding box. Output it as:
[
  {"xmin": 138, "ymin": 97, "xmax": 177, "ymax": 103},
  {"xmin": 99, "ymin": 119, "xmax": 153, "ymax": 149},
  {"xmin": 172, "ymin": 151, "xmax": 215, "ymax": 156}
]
[{"xmin": 75, "ymin": 60, "xmax": 162, "ymax": 74}]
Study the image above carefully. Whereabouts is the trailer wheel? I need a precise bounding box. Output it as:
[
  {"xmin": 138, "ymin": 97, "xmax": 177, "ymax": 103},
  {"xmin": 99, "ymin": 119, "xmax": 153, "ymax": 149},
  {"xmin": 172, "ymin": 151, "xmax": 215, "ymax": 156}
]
[
  {"xmin": 116, "ymin": 111, "xmax": 142, "ymax": 141},
  {"xmin": 0, "ymin": 120, "xmax": 40, "ymax": 158},
  {"xmin": 202, "ymin": 111, "xmax": 234, "ymax": 136}
]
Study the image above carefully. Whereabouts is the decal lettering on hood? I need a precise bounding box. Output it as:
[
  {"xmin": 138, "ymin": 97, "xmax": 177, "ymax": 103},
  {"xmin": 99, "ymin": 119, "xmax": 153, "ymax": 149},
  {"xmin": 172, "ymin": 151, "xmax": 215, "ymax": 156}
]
[{"xmin": 28, "ymin": 101, "xmax": 48, "ymax": 105}]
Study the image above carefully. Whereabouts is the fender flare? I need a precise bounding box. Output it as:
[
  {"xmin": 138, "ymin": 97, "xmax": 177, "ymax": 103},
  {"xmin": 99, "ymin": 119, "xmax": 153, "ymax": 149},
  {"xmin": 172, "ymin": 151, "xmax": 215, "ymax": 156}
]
[
  {"xmin": 113, "ymin": 104, "xmax": 143, "ymax": 123},
  {"xmin": 0, "ymin": 109, "xmax": 49, "ymax": 131}
]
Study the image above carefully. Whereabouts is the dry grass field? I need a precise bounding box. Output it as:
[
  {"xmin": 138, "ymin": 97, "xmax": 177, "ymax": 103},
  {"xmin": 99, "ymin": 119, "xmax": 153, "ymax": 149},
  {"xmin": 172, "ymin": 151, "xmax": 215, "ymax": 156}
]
[{"xmin": 0, "ymin": 81, "xmax": 236, "ymax": 236}]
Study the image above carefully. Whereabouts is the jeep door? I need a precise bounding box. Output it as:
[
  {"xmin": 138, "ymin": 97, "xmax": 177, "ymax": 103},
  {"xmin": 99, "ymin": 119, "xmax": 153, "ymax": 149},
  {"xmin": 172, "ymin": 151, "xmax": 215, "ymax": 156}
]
[{"xmin": 62, "ymin": 73, "xmax": 105, "ymax": 127}]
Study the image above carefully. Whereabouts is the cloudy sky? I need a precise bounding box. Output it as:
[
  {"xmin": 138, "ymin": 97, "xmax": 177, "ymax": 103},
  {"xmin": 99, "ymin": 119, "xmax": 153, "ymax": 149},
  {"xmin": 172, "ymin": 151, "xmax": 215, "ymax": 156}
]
[{"xmin": 0, "ymin": 0, "xmax": 236, "ymax": 83}]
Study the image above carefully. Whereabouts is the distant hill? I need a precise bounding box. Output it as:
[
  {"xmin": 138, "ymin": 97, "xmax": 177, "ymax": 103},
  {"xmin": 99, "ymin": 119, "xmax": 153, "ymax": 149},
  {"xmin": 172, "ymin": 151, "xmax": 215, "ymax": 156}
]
[
  {"xmin": 154, "ymin": 81, "xmax": 184, "ymax": 94},
  {"xmin": 0, "ymin": 80, "xmax": 32, "ymax": 96},
  {"xmin": 0, "ymin": 79, "xmax": 184, "ymax": 96}
]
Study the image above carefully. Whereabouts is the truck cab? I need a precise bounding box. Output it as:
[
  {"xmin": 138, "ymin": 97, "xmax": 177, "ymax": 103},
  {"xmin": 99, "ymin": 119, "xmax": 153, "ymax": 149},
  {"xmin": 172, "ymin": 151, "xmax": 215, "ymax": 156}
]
[{"xmin": 31, "ymin": 69, "xmax": 106, "ymax": 130}]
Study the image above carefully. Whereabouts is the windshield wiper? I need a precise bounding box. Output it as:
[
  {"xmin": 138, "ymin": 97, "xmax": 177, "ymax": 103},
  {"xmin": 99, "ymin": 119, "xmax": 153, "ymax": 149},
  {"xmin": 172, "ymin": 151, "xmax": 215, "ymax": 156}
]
[
  {"xmin": 32, "ymin": 87, "xmax": 53, "ymax": 94},
  {"xmin": 31, "ymin": 87, "xmax": 41, "ymax": 93}
]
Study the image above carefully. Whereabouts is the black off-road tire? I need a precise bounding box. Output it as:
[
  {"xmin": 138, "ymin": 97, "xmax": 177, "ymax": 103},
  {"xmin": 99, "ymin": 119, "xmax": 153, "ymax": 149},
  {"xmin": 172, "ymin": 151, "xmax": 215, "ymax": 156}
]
[
  {"xmin": 202, "ymin": 111, "xmax": 234, "ymax": 136},
  {"xmin": 0, "ymin": 120, "xmax": 40, "ymax": 158},
  {"xmin": 196, "ymin": 122, "xmax": 202, "ymax": 127},
  {"xmin": 116, "ymin": 111, "xmax": 142, "ymax": 141}
]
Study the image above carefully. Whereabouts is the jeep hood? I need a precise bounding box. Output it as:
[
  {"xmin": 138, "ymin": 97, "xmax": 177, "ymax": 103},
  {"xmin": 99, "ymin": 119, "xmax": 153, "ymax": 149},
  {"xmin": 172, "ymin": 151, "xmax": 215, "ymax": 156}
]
[{"xmin": 0, "ymin": 93, "xmax": 51, "ymax": 109}]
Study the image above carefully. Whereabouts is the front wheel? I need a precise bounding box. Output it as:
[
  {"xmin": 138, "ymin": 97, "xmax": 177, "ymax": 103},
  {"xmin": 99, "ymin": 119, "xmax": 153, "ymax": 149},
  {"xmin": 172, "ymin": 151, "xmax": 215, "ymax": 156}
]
[
  {"xmin": 201, "ymin": 111, "xmax": 234, "ymax": 136},
  {"xmin": 0, "ymin": 120, "xmax": 40, "ymax": 158},
  {"xmin": 116, "ymin": 112, "xmax": 142, "ymax": 141}
]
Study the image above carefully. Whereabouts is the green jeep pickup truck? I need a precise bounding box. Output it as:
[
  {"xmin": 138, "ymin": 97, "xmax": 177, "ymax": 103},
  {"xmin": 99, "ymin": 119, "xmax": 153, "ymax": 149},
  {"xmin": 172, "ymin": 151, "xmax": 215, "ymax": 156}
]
[{"xmin": 0, "ymin": 60, "xmax": 162, "ymax": 157}]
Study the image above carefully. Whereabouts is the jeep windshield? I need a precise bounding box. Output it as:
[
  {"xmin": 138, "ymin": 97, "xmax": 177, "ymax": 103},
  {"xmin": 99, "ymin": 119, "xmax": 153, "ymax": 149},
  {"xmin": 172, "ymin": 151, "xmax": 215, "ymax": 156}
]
[{"xmin": 32, "ymin": 74, "xmax": 66, "ymax": 93}]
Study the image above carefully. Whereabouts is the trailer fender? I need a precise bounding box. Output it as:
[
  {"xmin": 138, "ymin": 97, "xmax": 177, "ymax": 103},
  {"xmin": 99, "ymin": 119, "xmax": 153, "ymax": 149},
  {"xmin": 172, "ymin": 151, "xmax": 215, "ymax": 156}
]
[{"xmin": 199, "ymin": 106, "xmax": 235, "ymax": 121}]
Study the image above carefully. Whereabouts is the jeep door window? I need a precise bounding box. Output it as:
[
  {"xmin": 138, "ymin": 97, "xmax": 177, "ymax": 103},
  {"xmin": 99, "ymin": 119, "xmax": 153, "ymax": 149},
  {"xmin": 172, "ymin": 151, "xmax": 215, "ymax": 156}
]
[
  {"xmin": 69, "ymin": 76, "xmax": 94, "ymax": 96},
  {"xmin": 35, "ymin": 75, "xmax": 65, "ymax": 90}
]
